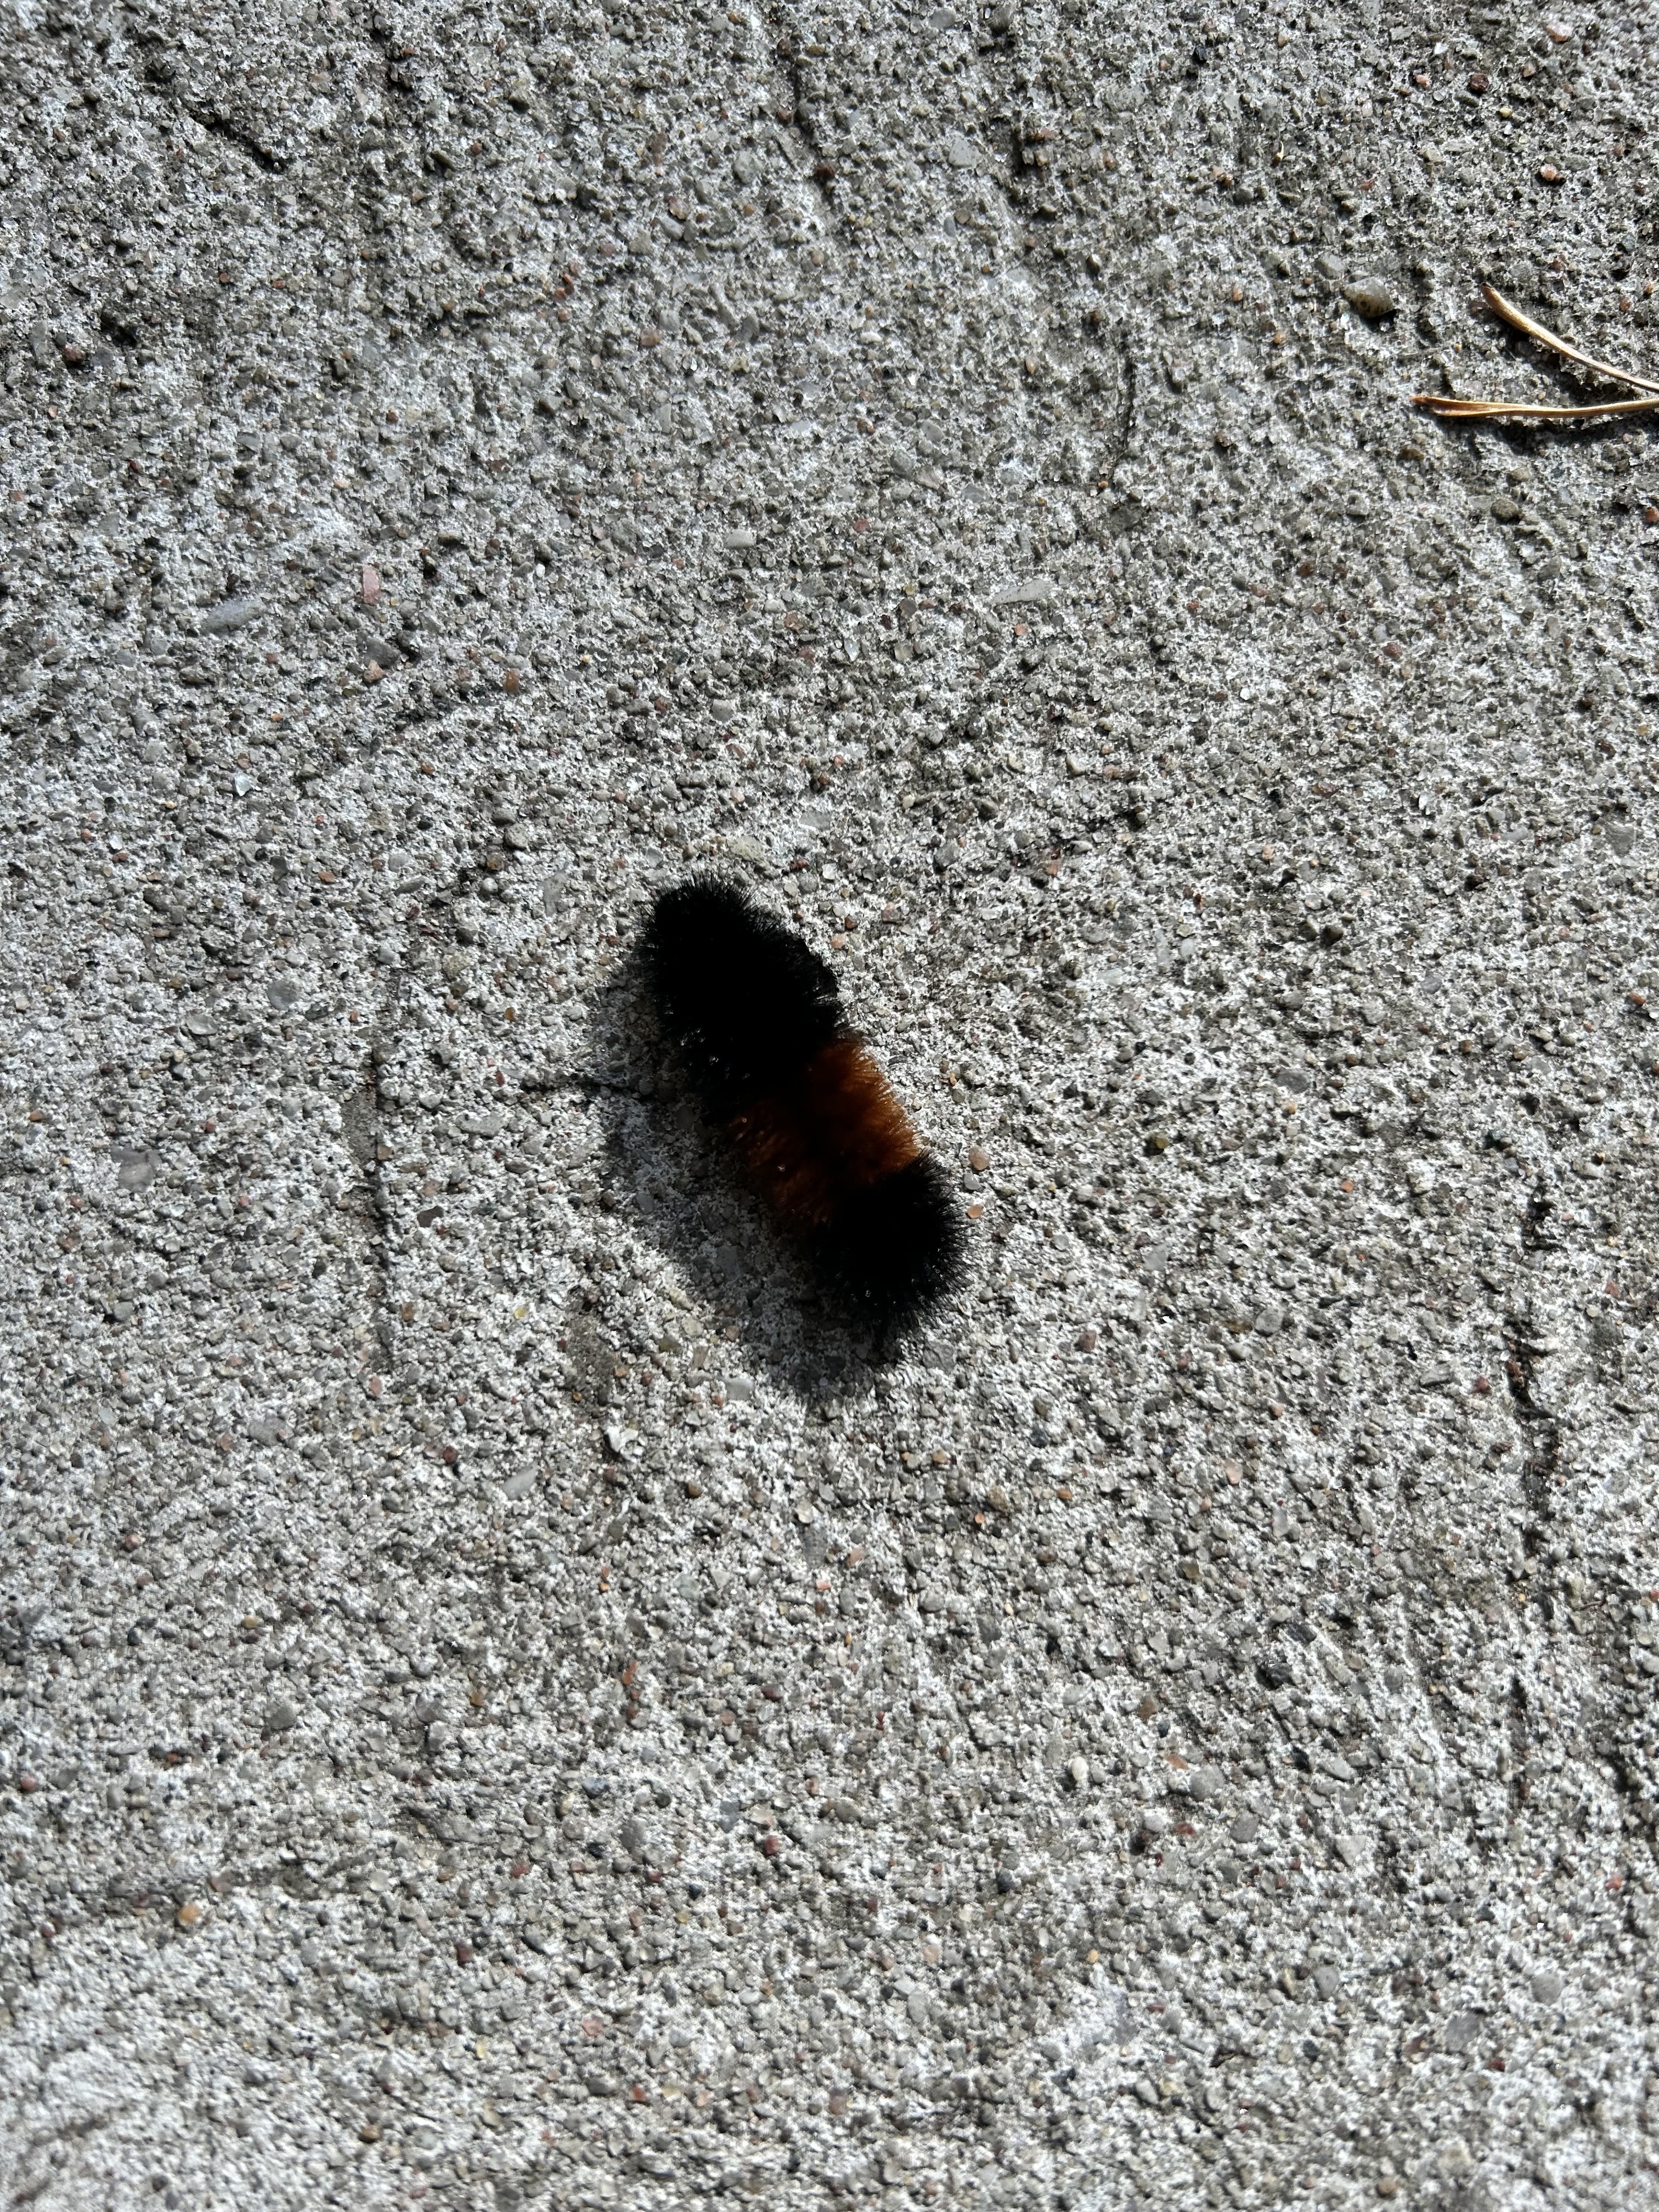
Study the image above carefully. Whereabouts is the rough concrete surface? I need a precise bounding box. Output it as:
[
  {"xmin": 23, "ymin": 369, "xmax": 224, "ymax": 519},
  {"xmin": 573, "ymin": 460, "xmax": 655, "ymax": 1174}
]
[{"xmin": 3, "ymin": 0, "xmax": 1658, "ymax": 2205}]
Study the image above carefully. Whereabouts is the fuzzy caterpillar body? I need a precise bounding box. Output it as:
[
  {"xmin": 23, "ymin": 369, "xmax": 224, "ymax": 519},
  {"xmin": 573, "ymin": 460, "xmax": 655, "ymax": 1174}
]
[{"xmin": 641, "ymin": 877, "xmax": 964, "ymax": 1334}]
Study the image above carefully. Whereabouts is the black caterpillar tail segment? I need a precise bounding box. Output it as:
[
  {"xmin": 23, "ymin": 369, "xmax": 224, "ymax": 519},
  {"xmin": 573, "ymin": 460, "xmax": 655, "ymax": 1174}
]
[{"xmin": 641, "ymin": 876, "xmax": 966, "ymax": 1335}]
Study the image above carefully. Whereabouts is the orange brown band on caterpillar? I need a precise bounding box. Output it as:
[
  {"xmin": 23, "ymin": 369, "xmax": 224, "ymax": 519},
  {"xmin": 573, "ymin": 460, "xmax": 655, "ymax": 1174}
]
[{"xmin": 729, "ymin": 1039, "xmax": 923, "ymax": 1235}]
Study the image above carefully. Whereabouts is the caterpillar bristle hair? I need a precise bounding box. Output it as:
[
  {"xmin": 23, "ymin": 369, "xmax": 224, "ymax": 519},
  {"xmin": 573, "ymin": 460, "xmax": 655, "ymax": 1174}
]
[{"xmin": 641, "ymin": 876, "xmax": 966, "ymax": 1336}]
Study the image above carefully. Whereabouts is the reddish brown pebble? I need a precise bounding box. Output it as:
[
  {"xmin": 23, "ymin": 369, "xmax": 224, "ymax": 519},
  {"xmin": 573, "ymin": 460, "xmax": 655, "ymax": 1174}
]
[
  {"xmin": 1467, "ymin": 72, "xmax": 1488, "ymax": 92},
  {"xmin": 1539, "ymin": 165, "xmax": 1564, "ymax": 184},
  {"xmin": 1076, "ymin": 1328, "xmax": 1098, "ymax": 1352},
  {"xmin": 640, "ymin": 326, "xmax": 659, "ymax": 348},
  {"xmin": 455, "ymin": 1941, "xmax": 473, "ymax": 1964},
  {"xmin": 968, "ymin": 1146, "xmax": 991, "ymax": 1172},
  {"xmin": 18, "ymin": 1773, "xmax": 38, "ymax": 1793},
  {"xmin": 177, "ymin": 1900, "xmax": 205, "ymax": 1929}
]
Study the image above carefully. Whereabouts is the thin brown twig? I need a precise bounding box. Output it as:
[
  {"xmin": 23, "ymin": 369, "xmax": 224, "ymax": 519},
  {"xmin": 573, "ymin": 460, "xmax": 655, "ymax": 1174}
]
[
  {"xmin": 1478, "ymin": 280, "xmax": 1659, "ymax": 398},
  {"xmin": 1412, "ymin": 278, "xmax": 1659, "ymax": 424},
  {"xmin": 1419, "ymin": 394, "xmax": 1659, "ymax": 423}
]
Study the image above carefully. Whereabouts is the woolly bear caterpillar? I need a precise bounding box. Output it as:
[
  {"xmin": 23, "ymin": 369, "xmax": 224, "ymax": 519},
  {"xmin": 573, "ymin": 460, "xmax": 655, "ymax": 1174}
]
[{"xmin": 641, "ymin": 876, "xmax": 965, "ymax": 1334}]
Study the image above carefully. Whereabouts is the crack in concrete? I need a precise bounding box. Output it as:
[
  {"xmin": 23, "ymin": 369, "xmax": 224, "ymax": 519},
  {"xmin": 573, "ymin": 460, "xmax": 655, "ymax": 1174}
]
[{"xmin": 1504, "ymin": 1311, "xmax": 1562, "ymax": 1564}]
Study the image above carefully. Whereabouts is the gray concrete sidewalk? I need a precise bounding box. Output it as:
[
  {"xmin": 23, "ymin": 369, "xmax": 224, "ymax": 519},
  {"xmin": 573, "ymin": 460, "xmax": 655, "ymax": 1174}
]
[{"xmin": 2, "ymin": 0, "xmax": 1656, "ymax": 2205}]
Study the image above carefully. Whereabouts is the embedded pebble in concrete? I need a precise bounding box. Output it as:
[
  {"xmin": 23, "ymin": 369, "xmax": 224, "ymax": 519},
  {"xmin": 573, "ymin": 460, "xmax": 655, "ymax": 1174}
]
[{"xmin": 2, "ymin": 2, "xmax": 1658, "ymax": 2209}]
